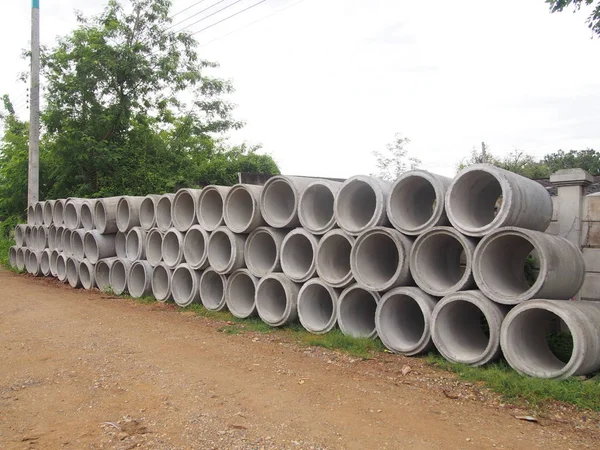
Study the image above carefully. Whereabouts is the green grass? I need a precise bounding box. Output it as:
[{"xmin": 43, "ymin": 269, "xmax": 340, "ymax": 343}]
[
  {"xmin": 0, "ymin": 237, "xmax": 14, "ymax": 268},
  {"xmin": 427, "ymin": 353, "xmax": 600, "ymax": 411}
]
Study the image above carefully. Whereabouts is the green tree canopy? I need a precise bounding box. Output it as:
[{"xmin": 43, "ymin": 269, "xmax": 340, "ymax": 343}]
[
  {"xmin": 371, "ymin": 133, "xmax": 421, "ymax": 181},
  {"xmin": 547, "ymin": 1, "xmax": 600, "ymax": 36},
  {"xmin": 543, "ymin": 149, "xmax": 600, "ymax": 175}
]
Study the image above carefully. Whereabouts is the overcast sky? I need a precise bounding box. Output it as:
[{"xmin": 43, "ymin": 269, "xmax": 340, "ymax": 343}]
[{"xmin": 2, "ymin": 0, "xmax": 600, "ymax": 178}]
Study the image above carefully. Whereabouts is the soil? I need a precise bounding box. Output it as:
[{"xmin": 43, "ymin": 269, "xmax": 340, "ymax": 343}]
[{"xmin": 1, "ymin": 268, "xmax": 598, "ymax": 449}]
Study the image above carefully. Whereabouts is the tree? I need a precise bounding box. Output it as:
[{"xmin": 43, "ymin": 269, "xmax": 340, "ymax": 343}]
[
  {"xmin": 547, "ymin": 1, "xmax": 600, "ymax": 37},
  {"xmin": 458, "ymin": 143, "xmax": 550, "ymax": 178},
  {"xmin": 543, "ymin": 149, "xmax": 600, "ymax": 175},
  {"xmin": 457, "ymin": 142, "xmax": 498, "ymax": 170},
  {"xmin": 372, "ymin": 133, "xmax": 421, "ymax": 181}
]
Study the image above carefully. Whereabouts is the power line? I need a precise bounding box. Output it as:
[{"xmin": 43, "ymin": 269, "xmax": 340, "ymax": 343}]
[
  {"xmin": 190, "ymin": 0, "xmax": 267, "ymax": 36},
  {"xmin": 175, "ymin": 0, "xmax": 247, "ymax": 34},
  {"xmin": 170, "ymin": 0, "xmax": 210, "ymax": 19},
  {"xmin": 168, "ymin": 0, "xmax": 228, "ymax": 30}
]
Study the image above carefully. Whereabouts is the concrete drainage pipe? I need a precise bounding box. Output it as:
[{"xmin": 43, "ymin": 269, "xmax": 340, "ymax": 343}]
[
  {"xmin": 9, "ymin": 246, "xmax": 18, "ymax": 268},
  {"xmin": 501, "ymin": 299, "xmax": 600, "ymax": 379},
  {"xmin": 40, "ymin": 249, "xmax": 52, "ymax": 276},
  {"xmin": 146, "ymin": 229, "xmax": 164, "ymax": 266},
  {"xmin": 128, "ymin": 260, "xmax": 153, "ymax": 298},
  {"xmin": 315, "ymin": 229, "xmax": 355, "ymax": 288},
  {"xmin": 56, "ymin": 253, "xmax": 68, "ymax": 281},
  {"xmin": 52, "ymin": 199, "xmax": 66, "ymax": 226},
  {"xmin": 66, "ymin": 257, "xmax": 82, "ymax": 288},
  {"xmin": 94, "ymin": 196, "xmax": 122, "ymax": 234},
  {"xmin": 115, "ymin": 231, "xmax": 127, "ymax": 259},
  {"xmin": 30, "ymin": 226, "xmax": 38, "ymax": 250},
  {"xmin": 43, "ymin": 200, "xmax": 56, "ymax": 226},
  {"xmin": 225, "ymin": 269, "xmax": 258, "ymax": 318},
  {"xmin": 473, "ymin": 227, "xmax": 585, "ymax": 304},
  {"xmin": 162, "ymin": 229, "xmax": 185, "ymax": 268},
  {"xmin": 297, "ymin": 278, "xmax": 339, "ymax": 334},
  {"xmin": 55, "ymin": 227, "xmax": 65, "ymax": 252},
  {"xmin": 80, "ymin": 199, "xmax": 98, "ymax": 230},
  {"xmin": 255, "ymin": 273, "xmax": 300, "ymax": 327},
  {"xmin": 431, "ymin": 290, "xmax": 507, "ymax": 366},
  {"xmin": 280, "ymin": 228, "xmax": 319, "ymax": 283},
  {"xmin": 223, "ymin": 184, "xmax": 265, "ymax": 233},
  {"xmin": 171, "ymin": 263, "xmax": 201, "ymax": 307},
  {"xmin": 116, "ymin": 196, "xmax": 144, "ymax": 233},
  {"xmin": 172, "ymin": 188, "xmax": 202, "ymax": 232},
  {"xmin": 244, "ymin": 226, "xmax": 285, "ymax": 277},
  {"xmin": 16, "ymin": 247, "xmax": 27, "ymax": 271},
  {"xmin": 27, "ymin": 251, "xmax": 42, "ymax": 276},
  {"xmin": 387, "ymin": 170, "xmax": 452, "ymax": 235},
  {"xmin": 79, "ymin": 259, "xmax": 96, "ymax": 290},
  {"xmin": 350, "ymin": 227, "xmax": 413, "ymax": 291},
  {"xmin": 446, "ymin": 164, "xmax": 553, "ymax": 237},
  {"xmin": 50, "ymin": 249, "xmax": 60, "ymax": 277},
  {"xmin": 375, "ymin": 287, "xmax": 438, "ymax": 356},
  {"xmin": 109, "ymin": 259, "xmax": 132, "ymax": 295},
  {"xmin": 28, "ymin": 205, "xmax": 35, "ymax": 225},
  {"xmin": 126, "ymin": 227, "xmax": 147, "ymax": 262},
  {"xmin": 260, "ymin": 176, "xmax": 313, "ymax": 228},
  {"xmin": 71, "ymin": 229, "xmax": 87, "ymax": 260},
  {"xmin": 199, "ymin": 268, "xmax": 228, "ymax": 311},
  {"xmin": 64, "ymin": 199, "xmax": 85, "ymax": 230},
  {"xmin": 337, "ymin": 284, "xmax": 380, "ymax": 338},
  {"xmin": 197, "ymin": 185, "xmax": 231, "ymax": 231},
  {"xmin": 34, "ymin": 201, "xmax": 45, "ymax": 225},
  {"xmin": 156, "ymin": 194, "xmax": 175, "ymax": 232},
  {"xmin": 140, "ymin": 194, "xmax": 162, "ymax": 230},
  {"xmin": 24, "ymin": 225, "xmax": 32, "ymax": 248},
  {"xmin": 334, "ymin": 175, "xmax": 391, "ymax": 236},
  {"xmin": 15, "ymin": 224, "xmax": 27, "ymax": 247},
  {"xmin": 207, "ymin": 226, "xmax": 246, "ymax": 274},
  {"xmin": 48, "ymin": 225, "xmax": 58, "ymax": 250},
  {"xmin": 298, "ymin": 180, "xmax": 341, "ymax": 235},
  {"xmin": 94, "ymin": 257, "xmax": 118, "ymax": 292},
  {"xmin": 410, "ymin": 226, "xmax": 477, "ymax": 296},
  {"xmin": 151, "ymin": 262, "xmax": 172, "ymax": 302},
  {"xmin": 182, "ymin": 225, "xmax": 209, "ymax": 270},
  {"xmin": 84, "ymin": 230, "xmax": 116, "ymax": 263},
  {"xmin": 62, "ymin": 229, "xmax": 73, "ymax": 256},
  {"xmin": 36, "ymin": 225, "xmax": 48, "ymax": 251}
]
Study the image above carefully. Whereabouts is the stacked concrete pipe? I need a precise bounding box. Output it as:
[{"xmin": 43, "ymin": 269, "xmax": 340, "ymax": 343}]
[
  {"xmin": 225, "ymin": 268, "xmax": 258, "ymax": 318},
  {"xmin": 171, "ymin": 263, "xmax": 200, "ymax": 307},
  {"xmin": 224, "ymin": 184, "xmax": 265, "ymax": 233},
  {"xmin": 172, "ymin": 188, "xmax": 202, "ymax": 232},
  {"xmin": 156, "ymin": 194, "xmax": 175, "ymax": 232},
  {"xmin": 255, "ymin": 273, "xmax": 300, "ymax": 327},
  {"xmin": 244, "ymin": 226, "xmax": 285, "ymax": 277},
  {"xmin": 151, "ymin": 262, "xmax": 172, "ymax": 302},
  {"xmin": 162, "ymin": 229, "xmax": 185, "ymax": 268},
  {"xmin": 200, "ymin": 268, "xmax": 228, "ymax": 311},
  {"xmin": 197, "ymin": 185, "xmax": 231, "ymax": 231},
  {"xmin": 95, "ymin": 257, "xmax": 118, "ymax": 292},
  {"xmin": 128, "ymin": 260, "xmax": 153, "ymax": 298},
  {"xmin": 79, "ymin": 259, "xmax": 96, "ymax": 290},
  {"xmin": 80, "ymin": 199, "xmax": 97, "ymax": 230},
  {"xmin": 140, "ymin": 194, "xmax": 162, "ymax": 231},
  {"xmin": 145, "ymin": 228, "xmax": 164, "ymax": 266},
  {"xmin": 260, "ymin": 176, "xmax": 314, "ymax": 229},
  {"xmin": 117, "ymin": 196, "xmax": 144, "ymax": 233},
  {"xmin": 298, "ymin": 180, "xmax": 341, "ymax": 235},
  {"xmin": 182, "ymin": 225, "xmax": 209, "ymax": 270}
]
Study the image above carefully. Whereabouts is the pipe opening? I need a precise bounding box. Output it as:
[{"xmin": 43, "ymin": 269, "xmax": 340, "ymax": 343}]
[
  {"xmin": 146, "ymin": 231, "xmax": 163, "ymax": 265},
  {"xmin": 9, "ymin": 247, "xmax": 18, "ymax": 268},
  {"xmin": 54, "ymin": 202, "xmax": 64, "ymax": 223},
  {"xmin": 184, "ymin": 228, "xmax": 206, "ymax": 267},
  {"xmin": 336, "ymin": 180, "xmax": 376, "ymax": 231},
  {"xmin": 84, "ymin": 234, "xmax": 99, "ymax": 262},
  {"xmin": 111, "ymin": 261, "xmax": 128, "ymax": 294},
  {"xmin": 129, "ymin": 264, "xmax": 147, "ymax": 297},
  {"xmin": 140, "ymin": 197, "xmax": 156, "ymax": 229},
  {"xmin": 379, "ymin": 294, "xmax": 425, "ymax": 349},
  {"xmin": 65, "ymin": 203, "xmax": 78, "ymax": 229},
  {"xmin": 201, "ymin": 270, "xmax": 226, "ymax": 310},
  {"xmin": 354, "ymin": 232, "xmax": 399, "ymax": 287},
  {"xmin": 414, "ymin": 233, "xmax": 466, "ymax": 291},
  {"xmin": 226, "ymin": 188, "xmax": 254, "ymax": 230},
  {"xmin": 172, "ymin": 267, "xmax": 194, "ymax": 304},
  {"xmin": 317, "ymin": 234, "xmax": 352, "ymax": 283},
  {"xmin": 41, "ymin": 251, "xmax": 50, "ymax": 274},
  {"xmin": 152, "ymin": 265, "xmax": 170, "ymax": 300},
  {"xmin": 300, "ymin": 184, "xmax": 334, "ymax": 230},
  {"xmin": 282, "ymin": 233, "xmax": 314, "ymax": 279},
  {"xmin": 257, "ymin": 278, "xmax": 287, "ymax": 323},
  {"xmin": 208, "ymin": 231, "xmax": 232, "ymax": 272},
  {"xmin": 163, "ymin": 232, "xmax": 181, "ymax": 266},
  {"xmin": 81, "ymin": 203, "xmax": 94, "ymax": 229},
  {"xmin": 127, "ymin": 230, "xmax": 142, "ymax": 261},
  {"xmin": 115, "ymin": 232, "xmax": 126, "ymax": 258},
  {"xmin": 117, "ymin": 200, "xmax": 130, "ymax": 230},
  {"xmin": 449, "ymin": 170, "xmax": 502, "ymax": 229},
  {"xmin": 156, "ymin": 196, "xmax": 172, "ymax": 230},
  {"xmin": 66, "ymin": 258, "xmax": 78, "ymax": 284},
  {"xmin": 57, "ymin": 256, "xmax": 67, "ymax": 280},
  {"xmin": 263, "ymin": 180, "xmax": 295, "ymax": 225},
  {"xmin": 339, "ymin": 288, "xmax": 377, "ymax": 337},
  {"xmin": 246, "ymin": 230, "xmax": 277, "ymax": 274},
  {"xmin": 96, "ymin": 262, "xmax": 111, "ymax": 291},
  {"xmin": 390, "ymin": 176, "xmax": 436, "ymax": 230},
  {"xmin": 95, "ymin": 202, "xmax": 107, "ymax": 231},
  {"xmin": 298, "ymin": 283, "xmax": 334, "ymax": 331},
  {"xmin": 72, "ymin": 232, "xmax": 85, "ymax": 259},
  {"xmin": 199, "ymin": 189, "xmax": 224, "ymax": 229},
  {"xmin": 174, "ymin": 192, "xmax": 195, "ymax": 229},
  {"xmin": 227, "ymin": 272, "xmax": 255, "ymax": 316},
  {"xmin": 80, "ymin": 262, "xmax": 92, "ymax": 288}
]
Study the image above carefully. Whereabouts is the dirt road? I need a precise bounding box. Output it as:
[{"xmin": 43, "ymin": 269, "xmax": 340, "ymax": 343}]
[{"xmin": 0, "ymin": 269, "xmax": 597, "ymax": 449}]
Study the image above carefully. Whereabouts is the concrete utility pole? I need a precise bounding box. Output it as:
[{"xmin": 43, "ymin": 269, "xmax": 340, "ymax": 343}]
[{"xmin": 28, "ymin": 0, "xmax": 40, "ymax": 208}]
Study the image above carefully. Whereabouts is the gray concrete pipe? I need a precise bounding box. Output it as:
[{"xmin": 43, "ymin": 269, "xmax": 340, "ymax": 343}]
[
  {"xmin": 156, "ymin": 193, "xmax": 175, "ymax": 232},
  {"xmin": 30, "ymin": 226, "xmax": 38, "ymax": 250},
  {"xmin": 207, "ymin": 226, "xmax": 246, "ymax": 274},
  {"xmin": 446, "ymin": 164, "xmax": 553, "ymax": 237},
  {"xmin": 386, "ymin": 170, "xmax": 452, "ymax": 235},
  {"xmin": 501, "ymin": 299, "xmax": 600, "ymax": 379},
  {"xmin": 298, "ymin": 179, "xmax": 341, "ymax": 235},
  {"xmin": 52, "ymin": 199, "xmax": 66, "ymax": 226},
  {"xmin": 315, "ymin": 229, "xmax": 355, "ymax": 288},
  {"xmin": 15, "ymin": 224, "xmax": 27, "ymax": 247},
  {"xmin": 171, "ymin": 263, "xmax": 201, "ymax": 307},
  {"xmin": 40, "ymin": 249, "xmax": 52, "ymax": 276},
  {"xmin": 350, "ymin": 227, "xmax": 413, "ymax": 291},
  {"xmin": 94, "ymin": 257, "xmax": 118, "ymax": 292},
  {"xmin": 43, "ymin": 200, "xmax": 56, "ymax": 226},
  {"xmin": 128, "ymin": 260, "xmax": 153, "ymax": 298},
  {"xmin": 197, "ymin": 185, "xmax": 231, "ymax": 231},
  {"xmin": 337, "ymin": 284, "xmax": 381, "ymax": 338},
  {"xmin": 84, "ymin": 230, "xmax": 116, "ymax": 264},
  {"xmin": 199, "ymin": 268, "xmax": 228, "ymax": 311},
  {"xmin": 431, "ymin": 290, "xmax": 507, "ymax": 366},
  {"xmin": 223, "ymin": 184, "xmax": 265, "ymax": 233},
  {"xmin": 62, "ymin": 229, "xmax": 73, "ymax": 256},
  {"xmin": 116, "ymin": 196, "xmax": 144, "ymax": 233},
  {"xmin": 34, "ymin": 201, "xmax": 45, "ymax": 225},
  {"xmin": 182, "ymin": 225, "xmax": 209, "ymax": 270},
  {"xmin": 27, "ymin": 205, "xmax": 35, "ymax": 225},
  {"xmin": 64, "ymin": 199, "xmax": 85, "ymax": 230},
  {"xmin": 140, "ymin": 194, "xmax": 162, "ymax": 231},
  {"xmin": 225, "ymin": 268, "xmax": 258, "ymax": 318},
  {"xmin": 172, "ymin": 188, "xmax": 203, "ymax": 232},
  {"xmin": 79, "ymin": 259, "xmax": 96, "ymax": 290},
  {"xmin": 375, "ymin": 286, "xmax": 438, "ymax": 356},
  {"xmin": 243, "ymin": 226, "xmax": 286, "ymax": 277},
  {"xmin": 255, "ymin": 273, "xmax": 300, "ymax": 327},
  {"xmin": 16, "ymin": 247, "xmax": 27, "ymax": 271},
  {"xmin": 109, "ymin": 258, "xmax": 132, "ymax": 295},
  {"xmin": 297, "ymin": 278, "xmax": 340, "ymax": 334},
  {"xmin": 151, "ymin": 262, "xmax": 172, "ymax": 302},
  {"xmin": 410, "ymin": 226, "xmax": 478, "ymax": 297},
  {"xmin": 260, "ymin": 176, "xmax": 314, "ymax": 228},
  {"xmin": 334, "ymin": 175, "xmax": 391, "ymax": 236},
  {"xmin": 126, "ymin": 227, "xmax": 147, "ymax": 262},
  {"xmin": 473, "ymin": 227, "xmax": 585, "ymax": 304},
  {"xmin": 71, "ymin": 229, "xmax": 87, "ymax": 260},
  {"xmin": 24, "ymin": 225, "xmax": 32, "ymax": 247},
  {"xmin": 36, "ymin": 225, "xmax": 48, "ymax": 251},
  {"xmin": 145, "ymin": 228, "xmax": 164, "ymax": 266},
  {"xmin": 115, "ymin": 231, "xmax": 127, "ymax": 259},
  {"xmin": 50, "ymin": 249, "xmax": 60, "ymax": 277},
  {"xmin": 48, "ymin": 224, "xmax": 58, "ymax": 250},
  {"xmin": 26, "ymin": 250, "xmax": 42, "ymax": 276},
  {"xmin": 56, "ymin": 253, "xmax": 68, "ymax": 282},
  {"xmin": 94, "ymin": 196, "xmax": 122, "ymax": 234},
  {"xmin": 280, "ymin": 228, "xmax": 319, "ymax": 283},
  {"xmin": 54, "ymin": 226, "xmax": 65, "ymax": 252},
  {"xmin": 66, "ymin": 256, "xmax": 83, "ymax": 288},
  {"xmin": 80, "ymin": 199, "xmax": 98, "ymax": 230},
  {"xmin": 9, "ymin": 246, "xmax": 18, "ymax": 269},
  {"xmin": 162, "ymin": 228, "xmax": 185, "ymax": 268}
]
